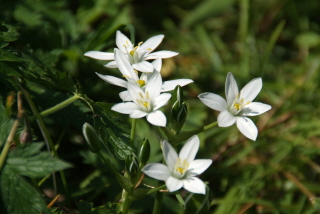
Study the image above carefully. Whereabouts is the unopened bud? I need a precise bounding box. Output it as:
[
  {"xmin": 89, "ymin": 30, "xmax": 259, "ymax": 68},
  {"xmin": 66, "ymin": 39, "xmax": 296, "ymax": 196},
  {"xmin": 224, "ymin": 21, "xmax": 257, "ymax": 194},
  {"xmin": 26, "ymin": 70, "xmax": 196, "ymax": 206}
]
[{"xmin": 82, "ymin": 123, "xmax": 102, "ymax": 153}]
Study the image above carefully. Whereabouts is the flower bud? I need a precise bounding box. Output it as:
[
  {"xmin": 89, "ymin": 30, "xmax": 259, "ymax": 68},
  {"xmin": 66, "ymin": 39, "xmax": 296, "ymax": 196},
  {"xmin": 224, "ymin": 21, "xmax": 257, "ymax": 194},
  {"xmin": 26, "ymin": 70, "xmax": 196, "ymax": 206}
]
[
  {"xmin": 138, "ymin": 138, "xmax": 150, "ymax": 169},
  {"xmin": 82, "ymin": 123, "xmax": 102, "ymax": 153},
  {"xmin": 171, "ymin": 86, "xmax": 188, "ymax": 134}
]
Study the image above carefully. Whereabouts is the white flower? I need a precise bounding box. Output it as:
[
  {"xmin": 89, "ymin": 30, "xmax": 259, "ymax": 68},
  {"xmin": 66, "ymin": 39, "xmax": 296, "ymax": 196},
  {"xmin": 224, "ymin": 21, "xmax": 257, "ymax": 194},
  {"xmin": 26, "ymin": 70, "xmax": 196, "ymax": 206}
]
[
  {"xmin": 111, "ymin": 72, "xmax": 171, "ymax": 127},
  {"xmin": 142, "ymin": 135, "xmax": 212, "ymax": 194},
  {"xmin": 96, "ymin": 49, "xmax": 193, "ymax": 101},
  {"xmin": 84, "ymin": 30, "xmax": 178, "ymax": 72},
  {"xmin": 198, "ymin": 72, "xmax": 271, "ymax": 141}
]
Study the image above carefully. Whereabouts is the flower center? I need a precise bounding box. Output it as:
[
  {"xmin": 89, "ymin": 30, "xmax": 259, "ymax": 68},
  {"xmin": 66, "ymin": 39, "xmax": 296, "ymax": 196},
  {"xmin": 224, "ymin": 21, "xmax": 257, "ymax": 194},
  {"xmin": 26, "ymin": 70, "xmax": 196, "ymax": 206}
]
[
  {"xmin": 129, "ymin": 42, "xmax": 143, "ymax": 56},
  {"xmin": 137, "ymin": 80, "xmax": 146, "ymax": 87},
  {"xmin": 136, "ymin": 91, "xmax": 151, "ymax": 111},
  {"xmin": 173, "ymin": 158, "xmax": 189, "ymax": 179},
  {"xmin": 230, "ymin": 94, "xmax": 250, "ymax": 115}
]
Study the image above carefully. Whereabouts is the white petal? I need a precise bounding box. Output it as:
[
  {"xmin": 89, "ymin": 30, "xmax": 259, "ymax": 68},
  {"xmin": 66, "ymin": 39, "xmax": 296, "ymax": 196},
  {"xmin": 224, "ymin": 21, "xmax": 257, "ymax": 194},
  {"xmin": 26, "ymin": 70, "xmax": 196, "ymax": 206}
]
[
  {"xmin": 96, "ymin": 73, "xmax": 127, "ymax": 88},
  {"xmin": 142, "ymin": 163, "xmax": 171, "ymax": 180},
  {"xmin": 236, "ymin": 117, "xmax": 258, "ymax": 141},
  {"xmin": 183, "ymin": 177, "xmax": 206, "ymax": 194},
  {"xmin": 116, "ymin": 31, "xmax": 133, "ymax": 53},
  {"xmin": 153, "ymin": 93, "xmax": 171, "ymax": 110},
  {"xmin": 225, "ymin": 72, "xmax": 239, "ymax": 106},
  {"xmin": 152, "ymin": 58, "xmax": 162, "ymax": 72},
  {"xmin": 189, "ymin": 159, "xmax": 212, "ymax": 175},
  {"xmin": 179, "ymin": 135, "xmax": 199, "ymax": 163},
  {"xmin": 130, "ymin": 110, "xmax": 148, "ymax": 118},
  {"xmin": 147, "ymin": 51, "xmax": 179, "ymax": 59},
  {"xmin": 132, "ymin": 61, "xmax": 154, "ymax": 73},
  {"xmin": 84, "ymin": 51, "xmax": 114, "ymax": 60},
  {"xmin": 161, "ymin": 79, "xmax": 194, "ymax": 92},
  {"xmin": 140, "ymin": 34, "xmax": 164, "ymax": 51},
  {"xmin": 240, "ymin": 78, "xmax": 262, "ymax": 102},
  {"xmin": 166, "ymin": 176, "xmax": 183, "ymax": 192},
  {"xmin": 119, "ymin": 91, "xmax": 132, "ymax": 101},
  {"xmin": 146, "ymin": 110, "xmax": 167, "ymax": 127},
  {"xmin": 115, "ymin": 49, "xmax": 138, "ymax": 81},
  {"xmin": 240, "ymin": 102, "xmax": 271, "ymax": 116},
  {"xmin": 161, "ymin": 140, "xmax": 178, "ymax": 172},
  {"xmin": 111, "ymin": 102, "xmax": 138, "ymax": 114},
  {"xmin": 145, "ymin": 73, "xmax": 162, "ymax": 98},
  {"xmin": 198, "ymin": 92, "xmax": 227, "ymax": 112},
  {"xmin": 104, "ymin": 60, "xmax": 118, "ymax": 68},
  {"xmin": 127, "ymin": 82, "xmax": 145, "ymax": 106},
  {"xmin": 217, "ymin": 110, "xmax": 236, "ymax": 127}
]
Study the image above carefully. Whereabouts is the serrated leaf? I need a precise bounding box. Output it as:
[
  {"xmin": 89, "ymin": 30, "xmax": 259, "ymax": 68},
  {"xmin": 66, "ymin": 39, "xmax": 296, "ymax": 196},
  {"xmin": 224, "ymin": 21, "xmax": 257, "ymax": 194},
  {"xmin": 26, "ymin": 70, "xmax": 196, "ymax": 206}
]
[
  {"xmin": 0, "ymin": 49, "xmax": 26, "ymax": 62},
  {"xmin": 0, "ymin": 23, "xmax": 19, "ymax": 42},
  {"xmin": 0, "ymin": 167, "xmax": 49, "ymax": 214},
  {"xmin": 93, "ymin": 102, "xmax": 134, "ymax": 160},
  {"xmin": 6, "ymin": 143, "xmax": 71, "ymax": 178}
]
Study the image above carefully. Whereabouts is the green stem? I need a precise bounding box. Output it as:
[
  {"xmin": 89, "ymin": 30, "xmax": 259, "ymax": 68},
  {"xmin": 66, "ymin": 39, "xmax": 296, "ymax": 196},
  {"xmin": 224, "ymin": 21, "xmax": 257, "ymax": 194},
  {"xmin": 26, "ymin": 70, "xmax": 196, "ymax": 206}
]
[
  {"xmin": 40, "ymin": 94, "xmax": 80, "ymax": 117},
  {"xmin": 16, "ymin": 81, "xmax": 70, "ymax": 204},
  {"xmin": 153, "ymin": 182, "xmax": 164, "ymax": 214},
  {"xmin": 203, "ymin": 121, "xmax": 218, "ymax": 131},
  {"xmin": 147, "ymin": 184, "xmax": 166, "ymax": 195},
  {"xmin": 121, "ymin": 188, "xmax": 132, "ymax": 214},
  {"xmin": 130, "ymin": 119, "xmax": 137, "ymax": 142}
]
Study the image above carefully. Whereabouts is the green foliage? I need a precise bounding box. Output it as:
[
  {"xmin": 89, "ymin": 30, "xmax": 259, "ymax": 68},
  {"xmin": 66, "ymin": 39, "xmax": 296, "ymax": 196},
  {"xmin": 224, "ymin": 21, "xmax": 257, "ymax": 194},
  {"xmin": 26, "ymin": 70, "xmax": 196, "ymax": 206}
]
[
  {"xmin": 93, "ymin": 102, "xmax": 135, "ymax": 160},
  {"xmin": 0, "ymin": 167, "xmax": 49, "ymax": 214},
  {"xmin": 6, "ymin": 143, "xmax": 71, "ymax": 177}
]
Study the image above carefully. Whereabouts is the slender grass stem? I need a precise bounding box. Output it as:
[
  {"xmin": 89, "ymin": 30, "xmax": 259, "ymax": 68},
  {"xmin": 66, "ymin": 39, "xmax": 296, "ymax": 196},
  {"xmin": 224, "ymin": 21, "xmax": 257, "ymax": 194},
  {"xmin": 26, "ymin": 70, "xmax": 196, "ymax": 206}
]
[{"xmin": 40, "ymin": 94, "xmax": 81, "ymax": 117}]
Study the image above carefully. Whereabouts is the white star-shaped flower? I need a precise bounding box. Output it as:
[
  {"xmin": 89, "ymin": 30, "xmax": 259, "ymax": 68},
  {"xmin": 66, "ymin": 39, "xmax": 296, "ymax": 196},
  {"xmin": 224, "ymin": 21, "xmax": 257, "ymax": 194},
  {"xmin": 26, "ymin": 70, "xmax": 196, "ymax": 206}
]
[
  {"xmin": 142, "ymin": 135, "xmax": 212, "ymax": 194},
  {"xmin": 111, "ymin": 72, "xmax": 171, "ymax": 127},
  {"xmin": 198, "ymin": 72, "xmax": 272, "ymax": 141},
  {"xmin": 84, "ymin": 30, "xmax": 178, "ymax": 72},
  {"xmin": 96, "ymin": 49, "xmax": 193, "ymax": 101}
]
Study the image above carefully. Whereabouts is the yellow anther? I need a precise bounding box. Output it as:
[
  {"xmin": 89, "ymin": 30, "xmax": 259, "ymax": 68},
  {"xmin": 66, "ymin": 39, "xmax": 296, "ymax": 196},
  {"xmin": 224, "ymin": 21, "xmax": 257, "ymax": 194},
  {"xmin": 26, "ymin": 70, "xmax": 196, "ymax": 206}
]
[
  {"xmin": 143, "ymin": 102, "xmax": 149, "ymax": 108},
  {"xmin": 177, "ymin": 167, "xmax": 184, "ymax": 174},
  {"xmin": 134, "ymin": 69, "xmax": 138, "ymax": 74},
  {"xmin": 234, "ymin": 103, "xmax": 242, "ymax": 111},
  {"xmin": 137, "ymin": 80, "xmax": 146, "ymax": 87},
  {"xmin": 123, "ymin": 75, "xmax": 130, "ymax": 78},
  {"xmin": 138, "ymin": 42, "xmax": 143, "ymax": 46},
  {"xmin": 130, "ymin": 50, "xmax": 135, "ymax": 56},
  {"xmin": 146, "ymin": 91, "xmax": 150, "ymax": 99},
  {"xmin": 245, "ymin": 101, "xmax": 251, "ymax": 105},
  {"xmin": 139, "ymin": 92, "xmax": 144, "ymax": 99},
  {"xmin": 147, "ymin": 48, "xmax": 152, "ymax": 50}
]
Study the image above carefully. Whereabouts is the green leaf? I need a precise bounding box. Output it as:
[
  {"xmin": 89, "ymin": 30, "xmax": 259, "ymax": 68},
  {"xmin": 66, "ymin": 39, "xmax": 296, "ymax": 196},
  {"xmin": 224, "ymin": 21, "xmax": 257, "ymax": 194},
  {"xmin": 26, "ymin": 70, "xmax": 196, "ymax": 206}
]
[
  {"xmin": 93, "ymin": 102, "xmax": 134, "ymax": 160},
  {"xmin": 92, "ymin": 202, "xmax": 121, "ymax": 214},
  {"xmin": 0, "ymin": 167, "xmax": 49, "ymax": 214},
  {"xmin": 0, "ymin": 49, "xmax": 26, "ymax": 62},
  {"xmin": 0, "ymin": 95, "xmax": 14, "ymax": 148},
  {"xmin": 182, "ymin": 0, "xmax": 235, "ymax": 27},
  {"xmin": 6, "ymin": 143, "xmax": 71, "ymax": 178},
  {"xmin": 0, "ymin": 23, "xmax": 19, "ymax": 43}
]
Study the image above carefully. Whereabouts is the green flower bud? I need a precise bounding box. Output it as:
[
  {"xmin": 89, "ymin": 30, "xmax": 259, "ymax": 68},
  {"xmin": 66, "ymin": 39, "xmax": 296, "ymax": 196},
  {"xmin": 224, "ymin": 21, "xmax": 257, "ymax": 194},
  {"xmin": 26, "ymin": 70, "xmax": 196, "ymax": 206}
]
[
  {"xmin": 138, "ymin": 138, "xmax": 150, "ymax": 169},
  {"xmin": 171, "ymin": 86, "xmax": 188, "ymax": 134},
  {"xmin": 82, "ymin": 123, "xmax": 102, "ymax": 153}
]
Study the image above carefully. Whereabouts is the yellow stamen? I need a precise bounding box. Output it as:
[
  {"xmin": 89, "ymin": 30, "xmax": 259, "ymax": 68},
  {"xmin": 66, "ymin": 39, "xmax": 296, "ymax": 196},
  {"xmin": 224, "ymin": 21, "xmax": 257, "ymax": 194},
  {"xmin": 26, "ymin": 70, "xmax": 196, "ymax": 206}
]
[
  {"xmin": 139, "ymin": 92, "xmax": 144, "ymax": 99},
  {"xmin": 147, "ymin": 48, "xmax": 152, "ymax": 50},
  {"xmin": 146, "ymin": 91, "xmax": 150, "ymax": 99},
  {"xmin": 123, "ymin": 75, "xmax": 130, "ymax": 78},
  {"xmin": 143, "ymin": 102, "xmax": 149, "ymax": 108},
  {"xmin": 234, "ymin": 103, "xmax": 242, "ymax": 110},
  {"xmin": 137, "ymin": 80, "xmax": 146, "ymax": 87}
]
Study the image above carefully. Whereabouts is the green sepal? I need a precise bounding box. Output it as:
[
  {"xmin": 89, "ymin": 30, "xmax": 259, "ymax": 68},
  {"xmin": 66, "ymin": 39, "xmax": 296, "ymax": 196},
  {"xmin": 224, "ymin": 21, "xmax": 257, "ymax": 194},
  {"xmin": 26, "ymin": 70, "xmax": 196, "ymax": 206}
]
[
  {"xmin": 82, "ymin": 122, "xmax": 102, "ymax": 153},
  {"xmin": 138, "ymin": 138, "xmax": 150, "ymax": 169}
]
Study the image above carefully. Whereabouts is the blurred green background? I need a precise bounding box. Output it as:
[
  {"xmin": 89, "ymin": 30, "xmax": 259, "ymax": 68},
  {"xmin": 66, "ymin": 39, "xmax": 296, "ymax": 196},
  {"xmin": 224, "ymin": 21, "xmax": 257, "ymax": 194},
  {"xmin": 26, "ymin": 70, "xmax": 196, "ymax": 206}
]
[{"xmin": 1, "ymin": 0, "xmax": 320, "ymax": 213}]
